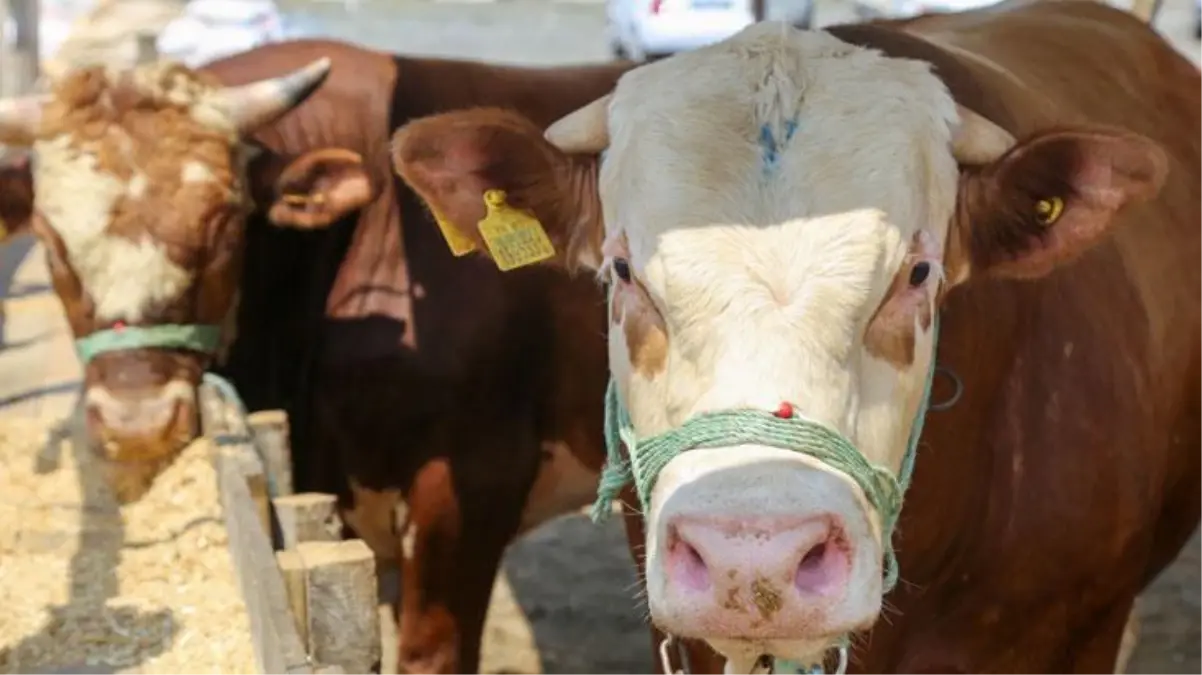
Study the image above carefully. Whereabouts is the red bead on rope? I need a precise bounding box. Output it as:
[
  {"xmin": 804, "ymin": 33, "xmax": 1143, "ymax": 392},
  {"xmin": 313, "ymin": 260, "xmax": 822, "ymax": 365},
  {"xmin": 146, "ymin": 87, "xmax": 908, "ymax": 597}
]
[
  {"xmin": 774, "ymin": 401, "xmax": 795, "ymax": 419},
  {"xmin": 112, "ymin": 321, "xmax": 126, "ymax": 332}
]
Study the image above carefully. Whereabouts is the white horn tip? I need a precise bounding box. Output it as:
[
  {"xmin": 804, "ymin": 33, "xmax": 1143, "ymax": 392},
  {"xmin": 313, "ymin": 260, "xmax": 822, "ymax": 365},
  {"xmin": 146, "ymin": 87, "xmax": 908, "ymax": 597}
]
[{"xmin": 305, "ymin": 57, "xmax": 333, "ymax": 77}]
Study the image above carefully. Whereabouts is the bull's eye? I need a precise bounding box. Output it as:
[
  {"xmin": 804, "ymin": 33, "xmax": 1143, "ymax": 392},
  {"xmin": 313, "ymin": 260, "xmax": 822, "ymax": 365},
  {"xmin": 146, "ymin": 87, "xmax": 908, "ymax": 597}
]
[
  {"xmin": 909, "ymin": 261, "xmax": 931, "ymax": 287},
  {"xmin": 612, "ymin": 257, "xmax": 632, "ymax": 283}
]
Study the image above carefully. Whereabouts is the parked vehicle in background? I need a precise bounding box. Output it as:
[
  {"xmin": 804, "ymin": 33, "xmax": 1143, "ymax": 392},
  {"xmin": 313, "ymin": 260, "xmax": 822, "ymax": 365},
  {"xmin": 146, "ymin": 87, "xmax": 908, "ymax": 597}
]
[
  {"xmin": 156, "ymin": 0, "xmax": 290, "ymax": 67},
  {"xmin": 606, "ymin": 0, "xmax": 814, "ymax": 62},
  {"xmin": 850, "ymin": 0, "xmax": 1002, "ymax": 19},
  {"xmin": 851, "ymin": 0, "xmax": 1175, "ymax": 21}
]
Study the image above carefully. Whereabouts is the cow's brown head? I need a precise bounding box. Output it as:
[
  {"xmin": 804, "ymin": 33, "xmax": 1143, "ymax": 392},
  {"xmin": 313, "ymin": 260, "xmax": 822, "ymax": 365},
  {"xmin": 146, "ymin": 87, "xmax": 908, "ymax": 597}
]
[{"xmin": 0, "ymin": 59, "xmax": 373, "ymax": 501}]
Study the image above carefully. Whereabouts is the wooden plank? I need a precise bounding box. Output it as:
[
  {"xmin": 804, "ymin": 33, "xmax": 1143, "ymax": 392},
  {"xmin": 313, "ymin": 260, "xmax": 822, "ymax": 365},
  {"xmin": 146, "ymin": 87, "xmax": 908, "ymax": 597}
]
[
  {"xmin": 201, "ymin": 379, "xmax": 310, "ymax": 674},
  {"xmin": 2, "ymin": 0, "xmax": 38, "ymax": 96},
  {"xmin": 296, "ymin": 540, "xmax": 381, "ymax": 674},
  {"xmin": 249, "ymin": 409, "xmax": 294, "ymax": 497},
  {"xmin": 276, "ymin": 549, "xmax": 309, "ymax": 648},
  {"xmin": 134, "ymin": 32, "xmax": 157, "ymax": 64},
  {"xmin": 216, "ymin": 448, "xmax": 314, "ymax": 675},
  {"xmin": 201, "ymin": 382, "xmax": 271, "ymax": 536},
  {"xmin": 274, "ymin": 493, "xmax": 341, "ymax": 550}
]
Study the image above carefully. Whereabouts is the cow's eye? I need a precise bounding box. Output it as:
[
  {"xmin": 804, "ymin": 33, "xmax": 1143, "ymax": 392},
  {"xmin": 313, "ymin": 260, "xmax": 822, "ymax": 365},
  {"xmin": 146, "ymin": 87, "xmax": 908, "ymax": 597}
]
[
  {"xmin": 612, "ymin": 257, "xmax": 632, "ymax": 283},
  {"xmin": 909, "ymin": 261, "xmax": 931, "ymax": 287}
]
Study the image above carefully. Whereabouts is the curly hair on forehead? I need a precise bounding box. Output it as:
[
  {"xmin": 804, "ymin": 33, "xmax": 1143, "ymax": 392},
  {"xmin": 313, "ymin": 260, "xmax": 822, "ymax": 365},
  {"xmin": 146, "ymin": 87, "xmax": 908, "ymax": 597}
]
[{"xmin": 35, "ymin": 61, "xmax": 245, "ymax": 205}]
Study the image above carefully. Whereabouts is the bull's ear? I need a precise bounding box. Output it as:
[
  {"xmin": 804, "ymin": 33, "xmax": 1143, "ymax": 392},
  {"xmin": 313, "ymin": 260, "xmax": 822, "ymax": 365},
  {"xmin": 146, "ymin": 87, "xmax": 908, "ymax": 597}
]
[
  {"xmin": 0, "ymin": 150, "xmax": 33, "ymax": 241},
  {"xmin": 949, "ymin": 127, "xmax": 1168, "ymax": 282},
  {"xmin": 390, "ymin": 107, "xmax": 603, "ymax": 271},
  {"xmin": 268, "ymin": 148, "xmax": 374, "ymax": 229}
]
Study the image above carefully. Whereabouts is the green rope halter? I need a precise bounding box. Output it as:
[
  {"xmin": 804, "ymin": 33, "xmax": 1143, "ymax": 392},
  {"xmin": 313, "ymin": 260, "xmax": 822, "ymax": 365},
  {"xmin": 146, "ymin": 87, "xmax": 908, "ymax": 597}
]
[
  {"xmin": 75, "ymin": 324, "xmax": 223, "ymax": 364},
  {"xmin": 72, "ymin": 322, "xmax": 275, "ymax": 496},
  {"xmin": 591, "ymin": 316, "xmax": 940, "ymax": 595}
]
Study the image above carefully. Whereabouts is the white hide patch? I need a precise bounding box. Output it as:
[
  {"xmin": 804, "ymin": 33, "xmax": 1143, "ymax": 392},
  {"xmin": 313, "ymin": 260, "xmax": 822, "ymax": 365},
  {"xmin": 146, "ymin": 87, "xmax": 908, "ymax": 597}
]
[
  {"xmin": 31, "ymin": 62, "xmax": 244, "ymax": 325},
  {"xmin": 33, "ymin": 134, "xmax": 191, "ymax": 324},
  {"xmin": 127, "ymin": 172, "xmax": 148, "ymax": 198},
  {"xmin": 182, "ymin": 160, "xmax": 217, "ymax": 184},
  {"xmin": 600, "ymin": 23, "xmax": 958, "ymax": 473},
  {"xmin": 124, "ymin": 63, "xmax": 237, "ymax": 139}
]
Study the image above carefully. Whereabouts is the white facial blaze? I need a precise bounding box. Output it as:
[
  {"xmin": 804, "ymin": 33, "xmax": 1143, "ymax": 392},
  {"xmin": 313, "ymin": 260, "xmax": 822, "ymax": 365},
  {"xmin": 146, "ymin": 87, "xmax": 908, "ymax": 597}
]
[
  {"xmin": 33, "ymin": 134, "xmax": 191, "ymax": 324},
  {"xmin": 30, "ymin": 63, "xmax": 246, "ymax": 325}
]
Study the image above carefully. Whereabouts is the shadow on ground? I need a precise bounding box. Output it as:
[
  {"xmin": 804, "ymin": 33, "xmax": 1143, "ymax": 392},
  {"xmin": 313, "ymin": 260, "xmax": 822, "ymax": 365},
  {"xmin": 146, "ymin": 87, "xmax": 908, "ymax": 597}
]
[{"xmin": 0, "ymin": 418, "xmax": 178, "ymax": 673}]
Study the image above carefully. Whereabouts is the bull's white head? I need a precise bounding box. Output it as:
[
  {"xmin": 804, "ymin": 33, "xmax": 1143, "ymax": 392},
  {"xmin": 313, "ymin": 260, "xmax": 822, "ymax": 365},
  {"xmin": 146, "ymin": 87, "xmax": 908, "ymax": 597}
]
[{"xmin": 391, "ymin": 22, "xmax": 1166, "ymax": 669}]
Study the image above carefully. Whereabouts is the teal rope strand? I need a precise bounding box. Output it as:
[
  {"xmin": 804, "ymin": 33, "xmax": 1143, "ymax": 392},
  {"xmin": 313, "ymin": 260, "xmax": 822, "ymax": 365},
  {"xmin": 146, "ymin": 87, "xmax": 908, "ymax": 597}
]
[
  {"xmin": 591, "ymin": 378, "xmax": 634, "ymax": 521},
  {"xmin": 202, "ymin": 371, "xmax": 279, "ymax": 499},
  {"xmin": 75, "ymin": 324, "xmax": 222, "ymax": 364},
  {"xmin": 71, "ymin": 323, "xmax": 279, "ymax": 500},
  {"xmin": 592, "ymin": 316, "xmax": 942, "ymax": 597}
]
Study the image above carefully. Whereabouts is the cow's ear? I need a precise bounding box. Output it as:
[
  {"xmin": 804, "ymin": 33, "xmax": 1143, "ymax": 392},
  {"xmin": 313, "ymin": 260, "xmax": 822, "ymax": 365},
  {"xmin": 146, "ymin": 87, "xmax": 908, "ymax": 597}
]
[
  {"xmin": 391, "ymin": 107, "xmax": 603, "ymax": 271},
  {"xmin": 0, "ymin": 151, "xmax": 33, "ymax": 241},
  {"xmin": 949, "ymin": 127, "xmax": 1167, "ymax": 282},
  {"xmin": 268, "ymin": 148, "xmax": 374, "ymax": 229}
]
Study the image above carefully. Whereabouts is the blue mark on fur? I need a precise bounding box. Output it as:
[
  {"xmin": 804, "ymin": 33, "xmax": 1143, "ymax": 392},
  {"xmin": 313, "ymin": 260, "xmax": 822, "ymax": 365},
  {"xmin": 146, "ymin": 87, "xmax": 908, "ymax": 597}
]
[{"xmin": 760, "ymin": 118, "xmax": 800, "ymax": 175}]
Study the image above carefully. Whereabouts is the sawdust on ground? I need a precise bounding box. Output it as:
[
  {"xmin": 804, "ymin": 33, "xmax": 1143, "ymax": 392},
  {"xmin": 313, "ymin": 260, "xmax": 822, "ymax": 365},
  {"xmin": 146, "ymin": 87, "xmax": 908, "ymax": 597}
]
[{"xmin": 0, "ymin": 417, "xmax": 256, "ymax": 674}]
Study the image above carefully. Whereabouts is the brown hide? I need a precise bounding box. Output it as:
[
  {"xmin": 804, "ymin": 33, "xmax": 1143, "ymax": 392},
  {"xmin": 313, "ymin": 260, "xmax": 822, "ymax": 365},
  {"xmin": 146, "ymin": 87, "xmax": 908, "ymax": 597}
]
[
  {"xmin": 205, "ymin": 40, "xmax": 633, "ymax": 673},
  {"xmin": 618, "ymin": 4, "xmax": 1200, "ymax": 673}
]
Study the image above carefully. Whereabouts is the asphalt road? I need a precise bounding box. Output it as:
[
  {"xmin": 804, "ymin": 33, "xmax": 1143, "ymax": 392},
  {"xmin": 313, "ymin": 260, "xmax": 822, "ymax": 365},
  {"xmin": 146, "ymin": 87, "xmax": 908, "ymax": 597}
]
[{"xmin": 260, "ymin": 1, "xmax": 1200, "ymax": 672}]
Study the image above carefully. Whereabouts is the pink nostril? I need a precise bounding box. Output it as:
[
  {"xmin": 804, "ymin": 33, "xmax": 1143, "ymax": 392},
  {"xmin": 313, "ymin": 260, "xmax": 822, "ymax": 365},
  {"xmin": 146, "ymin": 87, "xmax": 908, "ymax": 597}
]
[
  {"xmin": 667, "ymin": 528, "xmax": 712, "ymax": 592},
  {"xmin": 794, "ymin": 537, "xmax": 848, "ymax": 596}
]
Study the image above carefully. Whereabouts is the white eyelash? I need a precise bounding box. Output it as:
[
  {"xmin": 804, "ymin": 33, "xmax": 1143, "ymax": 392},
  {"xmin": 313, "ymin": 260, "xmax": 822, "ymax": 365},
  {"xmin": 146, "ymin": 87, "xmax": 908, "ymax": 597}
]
[{"xmin": 596, "ymin": 258, "xmax": 614, "ymax": 285}]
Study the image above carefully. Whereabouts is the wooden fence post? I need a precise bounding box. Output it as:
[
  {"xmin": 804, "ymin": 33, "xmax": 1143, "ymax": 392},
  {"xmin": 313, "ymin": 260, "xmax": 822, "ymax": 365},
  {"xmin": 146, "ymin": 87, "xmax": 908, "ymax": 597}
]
[
  {"xmin": 1, "ymin": 0, "xmax": 39, "ymax": 96},
  {"xmin": 294, "ymin": 540, "xmax": 381, "ymax": 674},
  {"xmin": 249, "ymin": 409, "xmax": 294, "ymax": 497},
  {"xmin": 134, "ymin": 31, "xmax": 158, "ymax": 64},
  {"xmin": 199, "ymin": 382, "xmax": 272, "ymax": 538},
  {"xmin": 274, "ymin": 493, "xmax": 342, "ymax": 550}
]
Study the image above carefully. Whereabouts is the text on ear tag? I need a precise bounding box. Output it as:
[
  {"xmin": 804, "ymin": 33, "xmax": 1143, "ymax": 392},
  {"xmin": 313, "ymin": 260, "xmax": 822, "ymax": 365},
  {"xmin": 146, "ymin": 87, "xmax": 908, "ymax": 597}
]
[
  {"xmin": 431, "ymin": 206, "xmax": 479, "ymax": 257},
  {"xmin": 477, "ymin": 189, "xmax": 555, "ymax": 272}
]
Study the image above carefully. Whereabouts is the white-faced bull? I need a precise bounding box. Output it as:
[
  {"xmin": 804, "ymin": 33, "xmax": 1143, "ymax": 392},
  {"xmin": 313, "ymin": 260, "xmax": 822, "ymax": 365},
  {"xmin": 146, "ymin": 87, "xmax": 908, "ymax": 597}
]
[{"xmin": 391, "ymin": 5, "xmax": 1199, "ymax": 673}]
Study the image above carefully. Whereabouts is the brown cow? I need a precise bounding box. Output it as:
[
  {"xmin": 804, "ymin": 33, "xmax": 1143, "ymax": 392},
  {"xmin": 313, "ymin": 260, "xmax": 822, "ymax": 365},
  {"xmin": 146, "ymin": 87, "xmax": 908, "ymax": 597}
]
[
  {"xmin": 1, "ymin": 40, "xmax": 636, "ymax": 673},
  {"xmin": 391, "ymin": 1, "xmax": 1199, "ymax": 672},
  {"xmin": 0, "ymin": 58, "xmax": 376, "ymax": 500},
  {"xmin": 202, "ymin": 42, "xmax": 634, "ymax": 673}
]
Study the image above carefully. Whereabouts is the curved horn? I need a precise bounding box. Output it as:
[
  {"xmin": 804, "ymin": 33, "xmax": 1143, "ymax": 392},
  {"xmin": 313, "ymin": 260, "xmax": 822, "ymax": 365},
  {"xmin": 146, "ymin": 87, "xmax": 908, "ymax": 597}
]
[
  {"xmin": 952, "ymin": 104, "xmax": 1016, "ymax": 165},
  {"xmin": 219, "ymin": 57, "xmax": 332, "ymax": 134},
  {"xmin": 0, "ymin": 95, "xmax": 47, "ymax": 147},
  {"xmin": 545, "ymin": 93, "xmax": 612, "ymax": 154}
]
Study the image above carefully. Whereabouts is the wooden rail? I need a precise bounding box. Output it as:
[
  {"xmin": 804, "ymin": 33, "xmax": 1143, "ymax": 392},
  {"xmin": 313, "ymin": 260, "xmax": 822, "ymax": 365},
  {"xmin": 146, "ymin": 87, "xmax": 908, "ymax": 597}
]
[{"xmin": 199, "ymin": 382, "xmax": 382, "ymax": 674}]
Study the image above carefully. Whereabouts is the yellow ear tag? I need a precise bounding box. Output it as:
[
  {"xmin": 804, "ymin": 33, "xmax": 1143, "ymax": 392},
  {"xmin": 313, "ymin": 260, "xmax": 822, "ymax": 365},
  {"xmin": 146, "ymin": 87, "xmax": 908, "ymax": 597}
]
[
  {"xmin": 476, "ymin": 189, "xmax": 556, "ymax": 272},
  {"xmin": 1035, "ymin": 196, "xmax": 1064, "ymax": 225},
  {"xmin": 431, "ymin": 207, "xmax": 479, "ymax": 257}
]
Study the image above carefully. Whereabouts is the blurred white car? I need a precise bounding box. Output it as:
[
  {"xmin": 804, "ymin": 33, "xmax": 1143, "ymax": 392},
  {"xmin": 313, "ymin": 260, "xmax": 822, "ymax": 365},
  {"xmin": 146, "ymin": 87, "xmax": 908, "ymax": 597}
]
[
  {"xmin": 851, "ymin": 0, "xmax": 1002, "ymax": 19},
  {"xmin": 156, "ymin": 0, "xmax": 289, "ymax": 68},
  {"xmin": 606, "ymin": 0, "xmax": 816, "ymax": 62}
]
